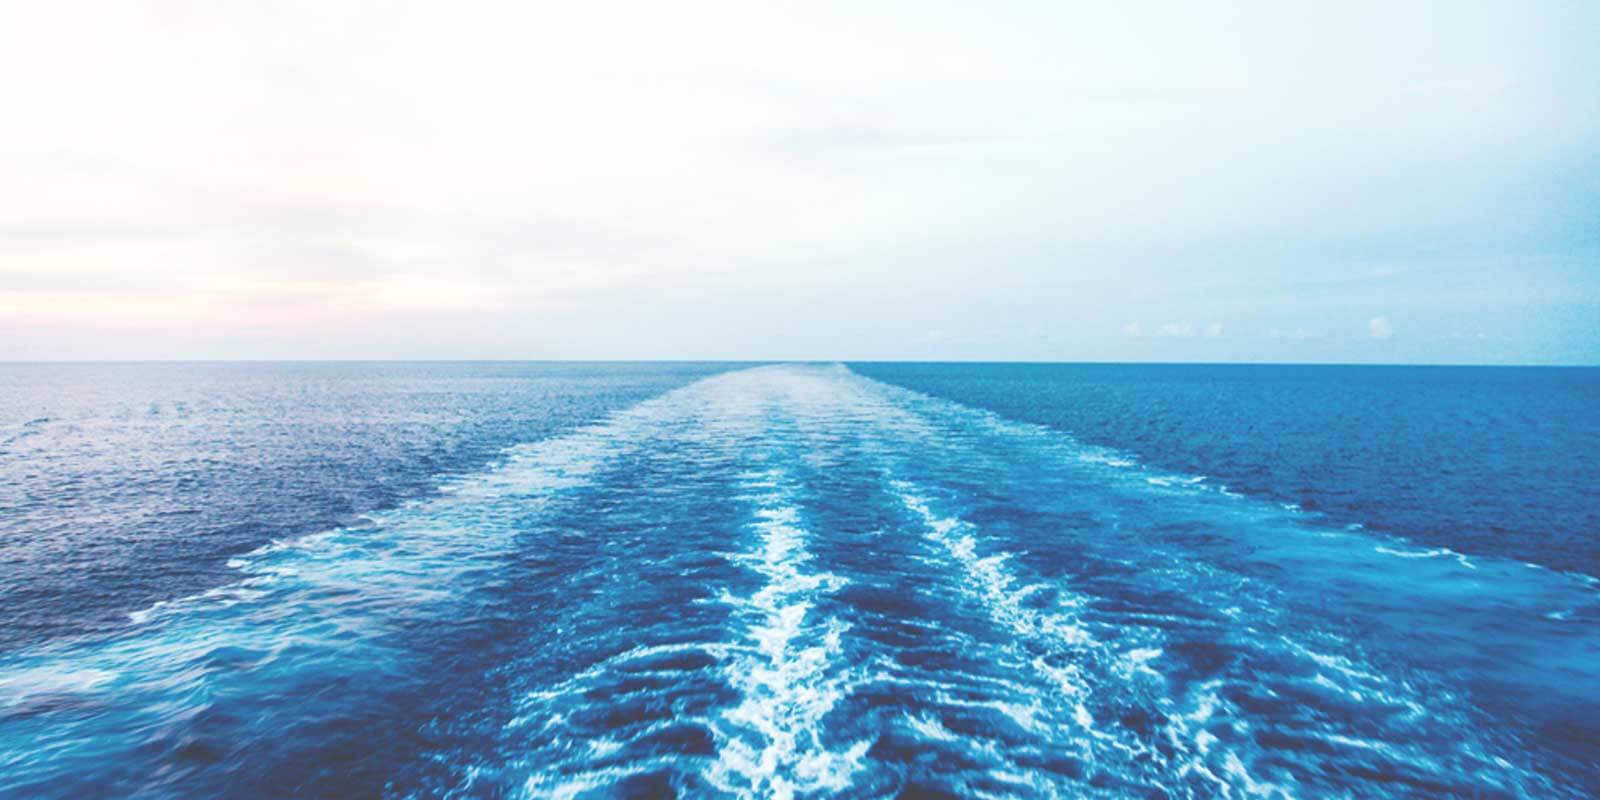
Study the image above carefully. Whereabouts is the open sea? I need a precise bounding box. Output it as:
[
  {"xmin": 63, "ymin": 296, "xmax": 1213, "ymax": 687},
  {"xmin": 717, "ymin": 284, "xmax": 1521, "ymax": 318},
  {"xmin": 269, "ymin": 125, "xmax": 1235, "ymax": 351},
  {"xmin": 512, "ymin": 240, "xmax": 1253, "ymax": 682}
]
[{"xmin": 1, "ymin": 361, "xmax": 1596, "ymax": 798}]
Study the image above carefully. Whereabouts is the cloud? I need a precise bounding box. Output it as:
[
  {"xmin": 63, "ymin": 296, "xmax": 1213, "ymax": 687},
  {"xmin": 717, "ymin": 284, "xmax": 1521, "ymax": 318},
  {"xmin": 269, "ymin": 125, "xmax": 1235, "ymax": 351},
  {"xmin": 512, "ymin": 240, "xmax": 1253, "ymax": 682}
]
[
  {"xmin": 1400, "ymin": 76, "xmax": 1511, "ymax": 100},
  {"xmin": 1267, "ymin": 327, "xmax": 1320, "ymax": 340},
  {"xmin": 0, "ymin": 2, "xmax": 1596, "ymax": 361},
  {"xmin": 1369, "ymin": 316, "xmax": 1394, "ymax": 340}
]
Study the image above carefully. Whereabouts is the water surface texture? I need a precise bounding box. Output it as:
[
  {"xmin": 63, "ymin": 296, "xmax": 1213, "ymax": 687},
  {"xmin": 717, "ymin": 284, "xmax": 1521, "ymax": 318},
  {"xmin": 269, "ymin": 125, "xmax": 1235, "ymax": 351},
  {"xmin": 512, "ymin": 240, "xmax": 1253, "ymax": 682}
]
[{"xmin": 2, "ymin": 363, "xmax": 1596, "ymax": 798}]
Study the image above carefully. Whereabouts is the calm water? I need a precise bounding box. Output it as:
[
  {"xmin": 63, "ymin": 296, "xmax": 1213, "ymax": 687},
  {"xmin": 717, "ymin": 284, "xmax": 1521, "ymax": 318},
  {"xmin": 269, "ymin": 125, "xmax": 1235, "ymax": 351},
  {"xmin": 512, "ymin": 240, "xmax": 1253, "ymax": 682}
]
[{"xmin": 1, "ymin": 362, "xmax": 1596, "ymax": 798}]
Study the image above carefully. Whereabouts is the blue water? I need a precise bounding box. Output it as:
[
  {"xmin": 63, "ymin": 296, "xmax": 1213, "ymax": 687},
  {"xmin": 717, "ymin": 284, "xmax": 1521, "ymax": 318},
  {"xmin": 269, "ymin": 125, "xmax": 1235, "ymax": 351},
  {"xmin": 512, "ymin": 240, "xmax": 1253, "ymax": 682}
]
[
  {"xmin": 851, "ymin": 363, "xmax": 1600, "ymax": 577},
  {"xmin": 1, "ymin": 362, "xmax": 1596, "ymax": 797}
]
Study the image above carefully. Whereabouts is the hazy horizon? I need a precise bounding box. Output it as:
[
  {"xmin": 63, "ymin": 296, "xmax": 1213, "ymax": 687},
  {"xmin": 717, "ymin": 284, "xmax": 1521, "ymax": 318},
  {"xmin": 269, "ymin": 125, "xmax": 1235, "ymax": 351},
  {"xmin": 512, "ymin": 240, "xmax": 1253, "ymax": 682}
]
[
  {"xmin": 4, "ymin": 357, "xmax": 1600, "ymax": 367},
  {"xmin": 3, "ymin": 2, "xmax": 1597, "ymax": 364}
]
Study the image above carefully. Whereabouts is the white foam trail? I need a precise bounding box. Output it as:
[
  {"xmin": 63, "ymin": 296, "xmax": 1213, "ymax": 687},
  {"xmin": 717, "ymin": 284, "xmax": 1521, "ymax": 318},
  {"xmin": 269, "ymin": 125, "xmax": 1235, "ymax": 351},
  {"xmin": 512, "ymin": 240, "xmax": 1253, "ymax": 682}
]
[
  {"xmin": 0, "ymin": 373, "xmax": 736, "ymax": 778},
  {"xmin": 893, "ymin": 479, "xmax": 1133, "ymax": 779},
  {"xmin": 707, "ymin": 470, "xmax": 865, "ymax": 800},
  {"xmin": 118, "ymin": 387, "xmax": 701, "ymax": 630},
  {"xmin": 895, "ymin": 482, "xmax": 1095, "ymax": 683},
  {"xmin": 476, "ymin": 367, "xmax": 877, "ymax": 797},
  {"xmin": 1148, "ymin": 475, "xmax": 1207, "ymax": 488},
  {"xmin": 1374, "ymin": 545, "xmax": 1477, "ymax": 569},
  {"xmin": 892, "ymin": 477, "xmax": 1305, "ymax": 798}
]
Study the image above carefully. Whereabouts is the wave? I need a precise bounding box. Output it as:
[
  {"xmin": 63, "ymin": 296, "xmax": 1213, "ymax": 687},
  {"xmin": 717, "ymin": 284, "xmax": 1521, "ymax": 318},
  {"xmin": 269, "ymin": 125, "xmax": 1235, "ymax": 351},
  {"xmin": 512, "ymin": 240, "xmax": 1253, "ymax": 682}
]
[
  {"xmin": 1374, "ymin": 545, "xmax": 1477, "ymax": 569},
  {"xmin": 3, "ymin": 363, "xmax": 1594, "ymax": 798},
  {"xmin": 893, "ymin": 478, "xmax": 1295, "ymax": 797},
  {"xmin": 0, "ymin": 378, "xmax": 718, "ymax": 793},
  {"xmin": 705, "ymin": 471, "xmax": 865, "ymax": 799}
]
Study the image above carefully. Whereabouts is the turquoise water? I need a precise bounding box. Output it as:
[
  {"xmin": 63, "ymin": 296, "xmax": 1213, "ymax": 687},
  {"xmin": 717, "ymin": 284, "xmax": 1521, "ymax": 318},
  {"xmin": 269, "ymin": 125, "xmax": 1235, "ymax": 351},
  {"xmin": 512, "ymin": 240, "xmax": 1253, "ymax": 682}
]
[{"xmin": 1, "ymin": 363, "xmax": 1596, "ymax": 797}]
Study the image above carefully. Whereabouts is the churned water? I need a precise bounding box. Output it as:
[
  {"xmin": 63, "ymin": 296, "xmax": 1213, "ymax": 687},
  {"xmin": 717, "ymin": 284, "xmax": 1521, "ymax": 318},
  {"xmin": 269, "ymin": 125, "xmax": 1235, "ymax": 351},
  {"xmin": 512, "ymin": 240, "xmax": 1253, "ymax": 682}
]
[{"xmin": 1, "ymin": 362, "xmax": 1596, "ymax": 798}]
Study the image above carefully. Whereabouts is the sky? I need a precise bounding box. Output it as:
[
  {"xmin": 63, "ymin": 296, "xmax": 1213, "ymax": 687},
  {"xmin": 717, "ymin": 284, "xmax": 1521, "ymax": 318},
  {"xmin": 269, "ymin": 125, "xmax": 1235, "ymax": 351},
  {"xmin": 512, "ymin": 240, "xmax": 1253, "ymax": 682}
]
[{"xmin": 1, "ymin": 1, "xmax": 1596, "ymax": 363}]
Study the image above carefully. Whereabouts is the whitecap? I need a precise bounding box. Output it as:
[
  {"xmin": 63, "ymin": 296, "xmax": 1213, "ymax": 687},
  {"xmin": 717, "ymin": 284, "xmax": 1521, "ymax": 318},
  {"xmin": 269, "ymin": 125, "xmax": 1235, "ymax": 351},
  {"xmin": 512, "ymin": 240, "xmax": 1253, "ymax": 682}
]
[
  {"xmin": 1374, "ymin": 545, "xmax": 1476, "ymax": 569},
  {"xmin": 705, "ymin": 471, "xmax": 863, "ymax": 799}
]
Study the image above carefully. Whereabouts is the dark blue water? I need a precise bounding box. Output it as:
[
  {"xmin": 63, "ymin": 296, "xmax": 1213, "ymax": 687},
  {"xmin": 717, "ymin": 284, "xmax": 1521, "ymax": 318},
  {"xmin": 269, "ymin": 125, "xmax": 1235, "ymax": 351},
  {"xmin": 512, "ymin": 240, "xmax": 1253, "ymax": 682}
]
[
  {"xmin": 850, "ymin": 363, "xmax": 1600, "ymax": 578},
  {"xmin": 2, "ymin": 363, "xmax": 1596, "ymax": 798},
  {"xmin": 0, "ymin": 362, "xmax": 743, "ymax": 652}
]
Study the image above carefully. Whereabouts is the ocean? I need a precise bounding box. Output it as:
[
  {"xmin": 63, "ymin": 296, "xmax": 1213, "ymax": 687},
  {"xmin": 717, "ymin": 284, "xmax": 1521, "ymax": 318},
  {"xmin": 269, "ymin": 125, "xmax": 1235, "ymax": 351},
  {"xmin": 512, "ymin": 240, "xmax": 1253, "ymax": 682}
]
[{"xmin": 1, "ymin": 362, "xmax": 1596, "ymax": 798}]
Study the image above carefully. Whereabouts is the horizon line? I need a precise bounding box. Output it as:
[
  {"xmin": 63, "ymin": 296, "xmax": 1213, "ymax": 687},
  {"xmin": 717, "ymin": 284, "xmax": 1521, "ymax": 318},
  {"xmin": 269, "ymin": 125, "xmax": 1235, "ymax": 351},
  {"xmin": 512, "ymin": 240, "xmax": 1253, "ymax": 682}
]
[{"xmin": 2, "ymin": 358, "xmax": 1596, "ymax": 369}]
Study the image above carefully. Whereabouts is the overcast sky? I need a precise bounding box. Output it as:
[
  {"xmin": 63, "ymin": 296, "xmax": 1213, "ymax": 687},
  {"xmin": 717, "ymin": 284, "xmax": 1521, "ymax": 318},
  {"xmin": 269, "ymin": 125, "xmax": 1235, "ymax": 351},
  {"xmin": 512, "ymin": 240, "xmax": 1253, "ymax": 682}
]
[{"xmin": 2, "ymin": 1, "xmax": 1596, "ymax": 362}]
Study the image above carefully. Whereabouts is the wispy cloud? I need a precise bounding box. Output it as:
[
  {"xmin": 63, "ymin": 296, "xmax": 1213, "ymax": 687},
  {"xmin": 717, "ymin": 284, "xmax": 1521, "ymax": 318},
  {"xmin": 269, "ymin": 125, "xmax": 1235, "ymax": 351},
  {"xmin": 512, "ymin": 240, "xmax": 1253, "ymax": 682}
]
[
  {"xmin": 0, "ymin": 2, "xmax": 1595, "ymax": 362},
  {"xmin": 1267, "ymin": 327, "xmax": 1320, "ymax": 340},
  {"xmin": 1400, "ymin": 76, "xmax": 1512, "ymax": 100}
]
